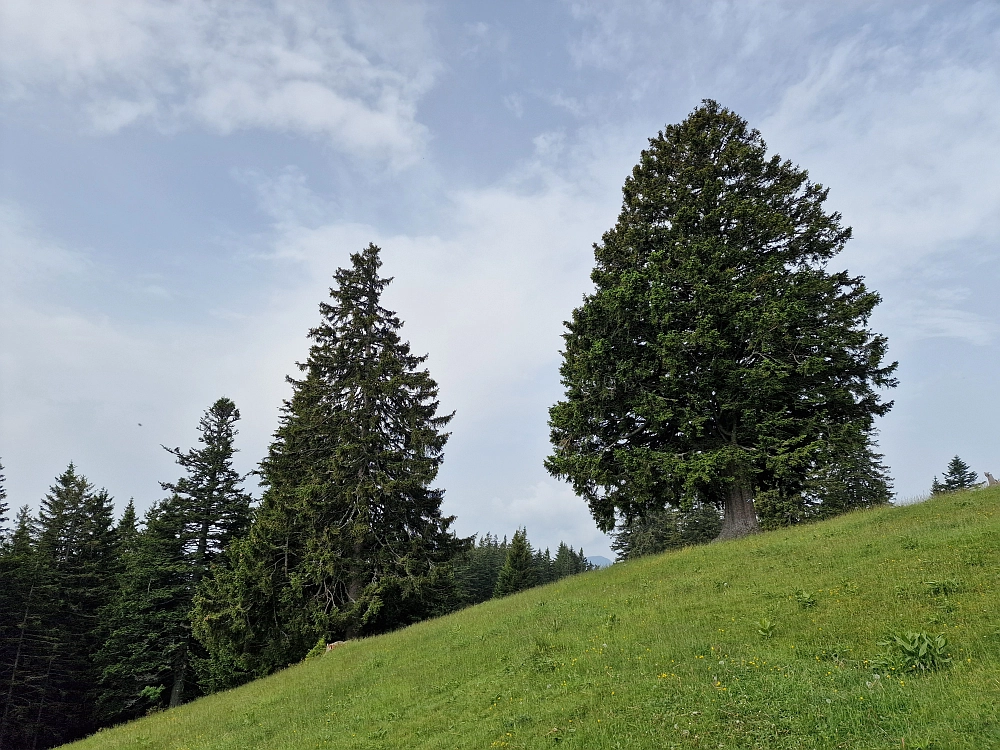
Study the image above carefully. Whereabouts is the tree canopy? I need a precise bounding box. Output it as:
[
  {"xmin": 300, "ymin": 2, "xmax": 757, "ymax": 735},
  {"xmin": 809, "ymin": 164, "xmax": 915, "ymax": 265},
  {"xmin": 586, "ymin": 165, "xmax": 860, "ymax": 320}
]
[{"xmin": 546, "ymin": 100, "xmax": 897, "ymax": 540}]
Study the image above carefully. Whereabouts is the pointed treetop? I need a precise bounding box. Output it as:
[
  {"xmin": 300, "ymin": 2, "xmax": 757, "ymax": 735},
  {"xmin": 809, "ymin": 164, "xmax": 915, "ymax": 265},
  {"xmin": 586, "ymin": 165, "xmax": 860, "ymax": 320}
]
[{"xmin": 0, "ymin": 458, "xmax": 8, "ymax": 532}]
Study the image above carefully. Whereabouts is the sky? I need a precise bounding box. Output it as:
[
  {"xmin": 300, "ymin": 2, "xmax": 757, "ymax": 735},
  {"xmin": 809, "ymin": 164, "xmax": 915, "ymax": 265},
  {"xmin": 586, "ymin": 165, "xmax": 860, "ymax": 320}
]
[{"xmin": 1, "ymin": 1, "xmax": 998, "ymax": 559}]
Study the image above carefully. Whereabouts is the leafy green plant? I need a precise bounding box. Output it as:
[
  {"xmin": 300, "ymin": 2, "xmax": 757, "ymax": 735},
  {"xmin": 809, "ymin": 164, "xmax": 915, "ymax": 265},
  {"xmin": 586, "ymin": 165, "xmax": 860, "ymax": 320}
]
[
  {"xmin": 794, "ymin": 590, "xmax": 817, "ymax": 609},
  {"xmin": 304, "ymin": 637, "xmax": 327, "ymax": 659},
  {"xmin": 875, "ymin": 632, "xmax": 952, "ymax": 673},
  {"xmin": 924, "ymin": 579, "xmax": 962, "ymax": 596},
  {"xmin": 757, "ymin": 618, "xmax": 776, "ymax": 638}
]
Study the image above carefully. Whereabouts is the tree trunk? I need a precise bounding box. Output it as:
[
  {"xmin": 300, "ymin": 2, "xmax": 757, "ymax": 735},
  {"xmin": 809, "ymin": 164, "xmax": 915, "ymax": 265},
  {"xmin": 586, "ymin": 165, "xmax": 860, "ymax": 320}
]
[
  {"xmin": 168, "ymin": 652, "xmax": 186, "ymax": 709},
  {"xmin": 716, "ymin": 483, "xmax": 760, "ymax": 541}
]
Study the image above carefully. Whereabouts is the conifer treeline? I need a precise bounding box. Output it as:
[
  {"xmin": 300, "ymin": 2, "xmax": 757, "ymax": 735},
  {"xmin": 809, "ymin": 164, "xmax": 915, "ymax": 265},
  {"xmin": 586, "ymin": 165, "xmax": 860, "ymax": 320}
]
[
  {"xmin": 454, "ymin": 530, "xmax": 594, "ymax": 605},
  {"xmin": 0, "ymin": 462, "xmax": 595, "ymax": 748},
  {"xmin": 0, "ymin": 246, "xmax": 600, "ymax": 748}
]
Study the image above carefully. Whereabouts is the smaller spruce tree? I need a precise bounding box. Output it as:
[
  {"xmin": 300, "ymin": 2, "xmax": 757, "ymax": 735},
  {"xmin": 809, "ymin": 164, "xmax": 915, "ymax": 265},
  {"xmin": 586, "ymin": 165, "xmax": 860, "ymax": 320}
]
[
  {"xmin": 0, "ymin": 460, "xmax": 8, "ymax": 538},
  {"xmin": 493, "ymin": 528, "xmax": 537, "ymax": 597},
  {"xmin": 936, "ymin": 456, "xmax": 979, "ymax": 493}
]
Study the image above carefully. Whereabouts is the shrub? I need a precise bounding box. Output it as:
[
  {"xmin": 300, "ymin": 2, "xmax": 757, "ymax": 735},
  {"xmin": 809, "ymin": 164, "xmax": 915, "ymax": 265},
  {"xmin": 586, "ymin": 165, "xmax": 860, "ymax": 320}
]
[{"xmin": 874, "ymin": 631, "xmax": 951, "ymax": 673}]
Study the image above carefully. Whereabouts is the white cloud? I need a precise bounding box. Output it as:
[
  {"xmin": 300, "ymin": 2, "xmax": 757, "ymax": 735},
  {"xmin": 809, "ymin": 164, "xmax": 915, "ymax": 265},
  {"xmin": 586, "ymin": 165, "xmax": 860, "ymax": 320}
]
[{"xmin": 0, "ymin": 0, "xmax": 437, "ymax": 164}]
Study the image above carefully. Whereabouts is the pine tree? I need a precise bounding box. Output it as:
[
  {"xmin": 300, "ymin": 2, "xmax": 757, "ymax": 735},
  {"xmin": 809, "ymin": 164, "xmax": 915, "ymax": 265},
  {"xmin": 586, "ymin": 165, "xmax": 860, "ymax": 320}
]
[
  {"xmin": 493, "ymin": 528, "xmax": 537, "ymax": 597},
  {"xmin": 1, "ymin": 466, "xmax": 120, "ymax": 748},
  {"xmin": 116, "ymin": 499, "xmax": 140, "ymax": 554},
  {"xmin": 158, "ymin": 398, "xmax": 252, "ymax": 706},
  {"xmin": 0, "ymin": 505, "xmax": 34, "ymax": 750},
  {"xmin": 96, "ymin": 400, "xmax": 252, "ymax": 717},
  {"xmin": 96, "ymin": 502, "xmax": 190, "ymax": 724},
  {"xmin": 547, "ymin": 101, "xmax": 897, "ymax": 541},
  {"xmin": 551, "ymin": 542, "xmax": 592, "ymax": 580},
  {"xmin": 454, "ymin": 534, "xmax": 507, "ymax": 605},
  {"xmin": 940, "ymin": 456, "xmax": 979, "ymax": 492},
  {"xmin": 756, "ymin": 426, "xmax": 893, "ymax": 527},
  {"xmin": 532, "ymin": 547, "xmax": 554, "ymax": 585},
  {"xmin": 0, "ymin": 460, "xmax": 8, "ymax": 539},
  {"xmin": 194, "ymin": 244, "xmax": 465, "ymax": 689}
]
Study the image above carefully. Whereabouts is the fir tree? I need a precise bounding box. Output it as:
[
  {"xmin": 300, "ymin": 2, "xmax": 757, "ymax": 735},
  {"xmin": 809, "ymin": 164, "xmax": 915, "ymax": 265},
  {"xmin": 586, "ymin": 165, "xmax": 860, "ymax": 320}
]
[
  {"xmin": 159, "ymin": 398, "xmax": 252, "ymax": 706},
  {"xmin": 160, "ymin": 398, "xmax": 253, "ymax": 574},
  {"xmin": 97, "ymin": 399, "xmax": 252, "ymax": 716},
  {"xmin": 194, "ymin": 244, "xmax": 465, "ymax": 689},
  {"xmin": 610, "ymin": 502, "xmax": 722, "ymax": 561},
  {"xmin": 547, "ymin": 101, "xmax": 897, "ymax": 541},
  {"xmin": 0, "ymin": 506, "xmax": 35, "ymax": 750},
  {"xmin": 96, "ymin": 502, "xmax": 190, "ymax": 724},
  {"xmin": 938, "ymin": 456, "xmax": 979, "ymax": 493},
  {"xmin": 116, "ymin": 499, "xmax": 140, "ymax": 555},
  {"xmin": 756, "ymin": 426, "xmax": 893, "ymax": 527},
  {"xmin": 493, "ymin": 528, "xmax": 537, "ymax": 597},
  {"xmin": 454, "ymin": 534, "xmax": 508, "ymax": 605},
  {"xmin": 0, "ymin": 460, "xmax": 8, "ymax": 539},
  {"xmin": 551, "ymin": 542, "xmax": 593, "ymax": 579},
  {"xmin": 532, "ymin": 547, "xmax": 554, "ymax": 585},
  {"xmin": 2, "ymin": 466, "xmax": 119, "ymax": 748}
]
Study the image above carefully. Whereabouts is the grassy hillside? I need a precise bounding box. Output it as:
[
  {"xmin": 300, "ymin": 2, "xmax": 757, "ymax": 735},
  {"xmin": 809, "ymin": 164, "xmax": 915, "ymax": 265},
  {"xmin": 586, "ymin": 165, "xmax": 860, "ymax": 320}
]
[{"xmin": 70, "ymin": 488, "xmax": 1000, "ymax": 749}]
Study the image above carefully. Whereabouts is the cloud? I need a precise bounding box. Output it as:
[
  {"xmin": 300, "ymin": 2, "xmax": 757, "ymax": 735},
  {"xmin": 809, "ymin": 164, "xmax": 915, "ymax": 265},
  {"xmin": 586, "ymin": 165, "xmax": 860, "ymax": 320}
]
[{"xmin": 0, "ymin": 0, "xmax": 438, "ymax": 164}]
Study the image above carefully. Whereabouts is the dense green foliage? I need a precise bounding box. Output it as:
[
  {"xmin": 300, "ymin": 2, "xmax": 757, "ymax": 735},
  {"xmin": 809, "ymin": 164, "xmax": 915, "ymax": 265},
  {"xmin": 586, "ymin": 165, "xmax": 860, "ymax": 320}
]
[
  {"xmin": 755, "ymin": 428, "xmax": 893, "ymax": 529},
  {"xmin": 931, "ymin": 455, "xmax": 979, "ymax": 495},
  {"xmin": 547, "ymin": 101, "xmax": 897, "ymax": 541},
  {"xmin": 68, "ymin": 489, "xmax": 1000, "ymax": 750},
  {"xmin": 192, "ymin": 245, "xmax": 466, "ymax": 689},
  {"xmin": 97, "ymin": 398, "xmax": 252, "ymax": 722},
  {"xmin": 96, "ymin": 500, "xmax": 190, "ymax": 724},
  {"xmin": 0, "ymin": 465, "xmax": 119, "ymax": 749},
  {"xmin": 0, "ymin": 246, "xmax": 604, "ymax": 747},
  {"xmin": 492, "ymin": 528, "xmax": 537, "ymax": 597},
  {"xmin": 454, "ymin": 533, "xmax": 592, "ymax": 606},
  {"xmin": 610, "ymin": 502, "xmax": 722, "ymax": 560}
]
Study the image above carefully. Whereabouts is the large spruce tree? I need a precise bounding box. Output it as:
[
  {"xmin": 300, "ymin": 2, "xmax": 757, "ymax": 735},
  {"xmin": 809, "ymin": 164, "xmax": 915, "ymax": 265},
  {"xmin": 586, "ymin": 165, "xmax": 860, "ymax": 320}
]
[
  {"xmin": 547, "ymin": 101, "xmax": 897, "ymax": 540},
  {"xmin": 194, "ymin": 244, "xmax": 464, "ymax": 689}
]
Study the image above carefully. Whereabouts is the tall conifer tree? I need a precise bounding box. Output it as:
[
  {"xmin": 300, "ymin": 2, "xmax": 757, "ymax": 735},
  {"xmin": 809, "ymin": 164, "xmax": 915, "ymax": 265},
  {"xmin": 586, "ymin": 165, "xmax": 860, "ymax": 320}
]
[
  {"xmin": 547, "ymin": 101, "xmax": 897, "ymax": 540},
  {"xmin": 4, "ymin": 466, "xmax": 119, "ymax": 748},
  {"xmin": 97, "ymin": 399, "xmax": 251, "ymax": 717},
  {"xmin": 493, "ymin": 528, "xmax": 537, "ymax": 597},
  {"xmin": 194, "ymin": 244, "xmax": 464, "ymax": 689},
  {"xmin": 939, "ymin": 456, "xmax": 979, "ymax": 493},
  {"xmin": 0, "ymin": 507, "xmax": 39, "ymax": 750},
  {"xmin": 0, "ymin": 460, "xmax": 8, "ymax": 538},
  {"xmin": 159, "ymin": 398, "xmax": 251, "ymax": 706},
  {"xmin": 96, "ymin": 502, "xmax": 189, "ymax": 724}
]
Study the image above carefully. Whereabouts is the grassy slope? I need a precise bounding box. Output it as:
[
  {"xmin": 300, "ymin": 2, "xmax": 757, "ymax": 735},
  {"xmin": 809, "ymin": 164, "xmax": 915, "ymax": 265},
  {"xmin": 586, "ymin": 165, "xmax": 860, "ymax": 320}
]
[{"xmin": 71, "ymin": 488, "xmax": 1000, "ymax": 750}]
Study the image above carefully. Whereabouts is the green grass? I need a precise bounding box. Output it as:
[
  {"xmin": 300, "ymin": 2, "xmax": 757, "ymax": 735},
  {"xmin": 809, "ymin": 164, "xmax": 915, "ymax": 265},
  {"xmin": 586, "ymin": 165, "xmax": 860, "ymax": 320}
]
[{"xmin": 70, "ymin": 488, "xmax": 1000, "ymax": 749}]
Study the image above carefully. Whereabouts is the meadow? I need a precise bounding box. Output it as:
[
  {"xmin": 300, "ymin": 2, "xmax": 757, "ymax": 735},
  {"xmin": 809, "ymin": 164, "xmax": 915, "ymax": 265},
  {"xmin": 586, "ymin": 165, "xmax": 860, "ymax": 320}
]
[{"xmin": 68, "ymin": 487, "xmax": 1000, "ymax": 749}]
